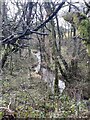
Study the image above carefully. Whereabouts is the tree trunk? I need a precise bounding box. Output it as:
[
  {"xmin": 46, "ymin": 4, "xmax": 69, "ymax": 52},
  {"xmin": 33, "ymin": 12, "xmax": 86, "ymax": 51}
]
[
  {"xmin": 44, "ymin": 2, "xmax": 59, "ymax": 94},
  {"xmin": 87, "ymin": 56, "xmax": 90, "ymax": 99},
  {"xmin": 54, "ymin": 60, "xmax": 59, "ymax": 95}
]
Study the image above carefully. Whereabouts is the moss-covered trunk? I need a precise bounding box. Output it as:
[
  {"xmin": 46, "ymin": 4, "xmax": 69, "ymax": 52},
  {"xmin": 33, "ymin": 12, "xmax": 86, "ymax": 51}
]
[{"xmin": 51, "ymin": 20, "xmax": 59, "ymax": 95}]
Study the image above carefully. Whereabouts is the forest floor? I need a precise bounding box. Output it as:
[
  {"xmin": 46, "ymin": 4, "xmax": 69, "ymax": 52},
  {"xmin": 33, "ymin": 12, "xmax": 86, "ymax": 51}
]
[
  {"xmin": 0, "ymin": 49, "xmax": 89, "ymax": 118},
  {"xmin": 0, "ymin": 49, "xmax": 56, "ymax": 118}
]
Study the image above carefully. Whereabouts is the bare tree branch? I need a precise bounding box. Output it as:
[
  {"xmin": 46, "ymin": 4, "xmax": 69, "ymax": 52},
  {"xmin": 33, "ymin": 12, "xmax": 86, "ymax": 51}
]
[{"xmin": 1, "ymin": 1, "xmax": 66, "ymax": 45}]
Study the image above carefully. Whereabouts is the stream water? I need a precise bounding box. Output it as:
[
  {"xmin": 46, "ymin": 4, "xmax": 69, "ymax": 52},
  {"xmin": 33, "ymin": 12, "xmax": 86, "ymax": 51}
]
[{"xmin": 34, "ymin": 51, "xmax": 65, "ymax": 94}]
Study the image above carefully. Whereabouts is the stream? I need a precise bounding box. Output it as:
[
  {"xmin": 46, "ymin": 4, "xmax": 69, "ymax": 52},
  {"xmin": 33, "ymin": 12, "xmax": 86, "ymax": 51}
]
[{"xmin": 34, "ymin": 51, "xmax": 65, "ymax": 94}]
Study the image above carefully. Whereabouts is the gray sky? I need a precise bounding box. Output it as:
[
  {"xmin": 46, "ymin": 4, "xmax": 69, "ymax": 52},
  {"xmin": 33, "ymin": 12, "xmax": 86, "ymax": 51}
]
[{"xmin": 6, "ymin": 0, "xmax": 89, "ymax": 28}]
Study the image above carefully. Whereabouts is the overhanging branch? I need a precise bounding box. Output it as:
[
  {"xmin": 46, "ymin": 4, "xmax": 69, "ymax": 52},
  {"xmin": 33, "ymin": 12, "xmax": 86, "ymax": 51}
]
[{"xmin": 1, "ymin": 0, "xmax": 66, "ymax": 45}]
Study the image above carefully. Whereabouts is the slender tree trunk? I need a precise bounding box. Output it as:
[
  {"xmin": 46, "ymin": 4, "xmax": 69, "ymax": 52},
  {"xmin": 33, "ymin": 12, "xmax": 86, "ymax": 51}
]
[
  {"xmin": 54, "ymin": 59, "xmax": 59, "ymax": 95},
  {"xmin": 51, "ymin": 20, "xmax": 60, "ymax": 95},
  {"xmin": 71, "ymin": 26, "xmax": 78, "ymax": 78},
  {"xmin": 0, "ymin": 0, "xmax": 2, "ymax": 38},
  {"xmin": 10, "ymin": 55, "xmax": 13, "ymax": 75},
  {"xmin": 87, "ymin": 51, "xmax": 90, "ymax": 100},
  {"xmin": 37, "ymin": 4, "xmax": 46, "ymax": 73},
  {"xmin": 55, "ymin": 15, "xmax": 61, "ymax": 53}
]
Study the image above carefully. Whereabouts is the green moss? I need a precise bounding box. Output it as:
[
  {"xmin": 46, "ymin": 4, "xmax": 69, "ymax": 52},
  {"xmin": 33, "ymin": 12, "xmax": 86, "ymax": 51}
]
[
  {"xmin": 63, "ymin": 12, "xmax": 90, "ymax": 56},
  {"xmin": 87, "ymin": 44, "xmax": 90, "ymax": 56},
  {"xmin": 78, "ymin": 19, "xmax": 90, "ymax": 40}
]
